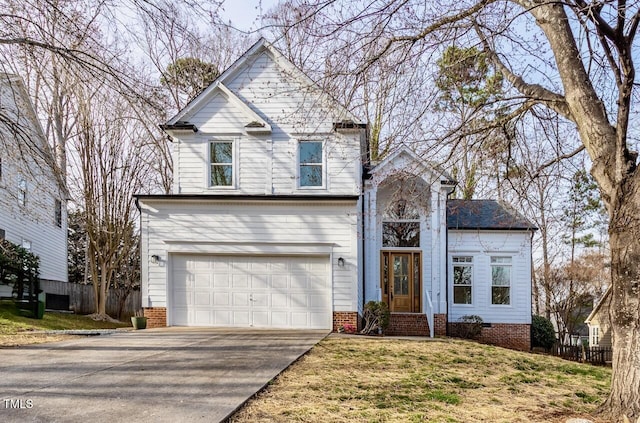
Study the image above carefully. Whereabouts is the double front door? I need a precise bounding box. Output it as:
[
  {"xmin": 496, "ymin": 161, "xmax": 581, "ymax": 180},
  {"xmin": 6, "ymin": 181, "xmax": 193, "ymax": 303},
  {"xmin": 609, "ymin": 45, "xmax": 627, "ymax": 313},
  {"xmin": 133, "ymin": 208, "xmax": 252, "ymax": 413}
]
[{"xmin": 381, "ymin": 251, "xmax": 421, "ymax": 313}]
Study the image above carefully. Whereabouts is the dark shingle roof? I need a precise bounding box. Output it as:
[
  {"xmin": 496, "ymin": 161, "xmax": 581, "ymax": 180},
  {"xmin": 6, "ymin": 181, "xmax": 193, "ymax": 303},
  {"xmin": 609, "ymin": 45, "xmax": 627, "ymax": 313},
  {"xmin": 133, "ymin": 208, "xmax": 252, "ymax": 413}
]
[{"xmin": 447, "ymin": 199, "xmax": 536, "ymax": 231}]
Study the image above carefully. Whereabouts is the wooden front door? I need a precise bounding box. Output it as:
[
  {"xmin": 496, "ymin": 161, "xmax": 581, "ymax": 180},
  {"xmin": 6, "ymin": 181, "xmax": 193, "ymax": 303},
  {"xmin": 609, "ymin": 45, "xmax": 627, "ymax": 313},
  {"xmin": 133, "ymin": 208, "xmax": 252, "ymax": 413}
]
[{"xmin": 381, "ymin": 252, "xmax": 421, "ymax": 312}]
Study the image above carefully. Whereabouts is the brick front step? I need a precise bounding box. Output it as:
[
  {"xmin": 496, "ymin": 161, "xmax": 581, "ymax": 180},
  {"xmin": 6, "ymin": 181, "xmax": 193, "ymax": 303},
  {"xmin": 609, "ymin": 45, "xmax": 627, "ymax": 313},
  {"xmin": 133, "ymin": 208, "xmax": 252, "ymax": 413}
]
[{"xmin": 385, "ymin": 313, "xmax": 430, "ymax": 336}]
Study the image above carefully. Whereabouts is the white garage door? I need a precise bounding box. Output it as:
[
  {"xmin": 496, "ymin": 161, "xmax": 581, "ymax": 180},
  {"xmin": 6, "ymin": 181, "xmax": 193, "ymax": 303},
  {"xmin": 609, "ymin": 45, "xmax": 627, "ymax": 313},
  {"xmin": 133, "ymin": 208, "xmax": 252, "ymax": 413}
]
[{"xmin": 170, "ymin": 254, "xmax": 331, "ymax": 329}]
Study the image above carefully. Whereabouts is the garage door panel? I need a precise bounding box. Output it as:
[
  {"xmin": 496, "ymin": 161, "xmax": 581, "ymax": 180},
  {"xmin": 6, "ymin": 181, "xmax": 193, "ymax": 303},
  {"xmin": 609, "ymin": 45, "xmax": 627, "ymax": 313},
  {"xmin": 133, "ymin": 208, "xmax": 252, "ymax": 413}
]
[
  {"xmin": 309, "ymin": 294, "xmax": 329, "ymax": 308},
  {"xmin": 195, "ymin": 309, "xmax": 211, "ymax": 325},
  {"xmin": 213, "ymin": 274, "xmax": 229, "ymax": 287},
  {"xmin": 310, "ymin": 312, "xmax": 328, "ymax": 327},
  {"xmin": 290, "ymin": 296, "xmax": 308, "ymax": 308},
  {"xmin": 213, "ymin": 310, "xmax": 230, "ymax": 325},
  {"xmin": 171, "ymin": 255, "xmax": 331, "ymax": 329},
  {"xmin": 271, "ymin": 293, "xmax": 288, "ymax": 308},
  {"xmin": 232, "ymin": 274, "xmax": 248, "ymax": 288},
  {"xmin": 194, "ymin": 293, "xmax": 211, "ymax": 306},
  {"xmin": 232, "ymin": 292, "xmax": 250, "ymax": 306},
  {"xmin": 232, "ymin": 311, "xmax": 251, "ymax": 325},
  {"xmin": 251, "ymin": 275, "xmax": 269, "ymax": 289},
  {"xmin": 194, "ymin": 274, "xmax": 211, "ymax": 288},
  {"xmin": 291, "ymin": 312, "xmax": 309, "ymax": 326},
  {"xmin": 213, "ymin": 293, "xmax": 229, "ymax": 305},
  {"xmin": 252, "ymin": 293, "xmax": 269, "ymax": 307},
  {"xmin": 271, "ymin": 312, "xmax": 288, "ymax": 326}
]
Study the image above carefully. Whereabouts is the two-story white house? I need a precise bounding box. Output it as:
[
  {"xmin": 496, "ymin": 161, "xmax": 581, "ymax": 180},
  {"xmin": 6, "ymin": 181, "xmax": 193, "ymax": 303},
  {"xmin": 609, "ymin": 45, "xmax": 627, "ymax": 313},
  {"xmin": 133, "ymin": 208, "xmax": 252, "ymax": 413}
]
[
  {"xmin": 0, "ymin": 74, "xmax": 68, "ymax": 290},
  {"xmin": 136, "ymin": 39, "xmax": 534, "ymax": 350}
]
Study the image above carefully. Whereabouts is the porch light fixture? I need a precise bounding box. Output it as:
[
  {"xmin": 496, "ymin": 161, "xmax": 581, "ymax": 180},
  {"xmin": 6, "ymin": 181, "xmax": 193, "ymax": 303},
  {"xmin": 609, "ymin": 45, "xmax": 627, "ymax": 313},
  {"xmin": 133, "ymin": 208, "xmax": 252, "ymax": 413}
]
[
  {"xmin": 151, "ymin": 254, "xmax": 160, "ymax": 264},
  {"xmin": 338, "ymin": 257, "xmax": 345, "ymax": 267}
]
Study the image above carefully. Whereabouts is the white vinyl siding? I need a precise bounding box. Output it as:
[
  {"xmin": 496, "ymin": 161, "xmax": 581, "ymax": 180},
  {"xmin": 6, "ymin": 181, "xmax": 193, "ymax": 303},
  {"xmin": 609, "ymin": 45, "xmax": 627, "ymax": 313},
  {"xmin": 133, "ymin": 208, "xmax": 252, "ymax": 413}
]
[
  {"xmin": 0, "ymin": 76, "xmax": 67, "ymax": 283},
  {"xmin": 139, "ymin": 199, "xmax": 358, "ymax": 313},
  {"xmin": 448, "ymin": 231, "xmax": 532, "ymax": 324},
  {"xmin": 172, "ymin": 49, "xmax": 362, "ymax": 196}
]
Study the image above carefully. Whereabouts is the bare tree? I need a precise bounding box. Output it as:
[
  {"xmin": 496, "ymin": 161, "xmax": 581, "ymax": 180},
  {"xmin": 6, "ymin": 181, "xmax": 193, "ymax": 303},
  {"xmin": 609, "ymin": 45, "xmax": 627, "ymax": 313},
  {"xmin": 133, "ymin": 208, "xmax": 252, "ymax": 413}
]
[
  {"xmin": 70, "ymin": 80, "xmax": 155, "ymax": 317},
  {"xmin": 278, "ymin": 1, "xmax": 640, "ymax": 418}
]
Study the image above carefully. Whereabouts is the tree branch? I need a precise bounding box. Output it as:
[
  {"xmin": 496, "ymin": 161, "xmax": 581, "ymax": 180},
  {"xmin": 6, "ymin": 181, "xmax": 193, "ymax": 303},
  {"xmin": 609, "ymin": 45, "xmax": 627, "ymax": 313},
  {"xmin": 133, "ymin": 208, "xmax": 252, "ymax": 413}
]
[
  {"xmin": 361, "ymin": 0, "xmax": 498, "ymax": 72},
  {"xmin": 474, "ymin": 22, "xmax": 573, "ymax": 120}
]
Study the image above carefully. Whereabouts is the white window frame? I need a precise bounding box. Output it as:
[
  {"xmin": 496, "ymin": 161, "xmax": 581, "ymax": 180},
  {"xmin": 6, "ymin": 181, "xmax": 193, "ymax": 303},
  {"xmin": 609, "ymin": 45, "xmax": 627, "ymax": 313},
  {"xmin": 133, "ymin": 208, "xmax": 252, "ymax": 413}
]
[
  {"xmin": 381, "ymin": 199, "xmax": 421, "ymax": 249},
  {"xmin": 21, "ymin": 239, "xmax": 31, "ymax": 251},
  {"xmin": 207, "ymin": 139, "xmax": 237, "ymax": 189},
  {"xmin": 590, "ymin": 326, "xmax": 600, "ymax": 346},
  {"xmin": 18, "ymin": 178, "xmax": 27, "ymax": 206},
  {"xmin": 490, "ymin": 256, "xmax": 512, "ymax": 306},
  {"xmin": 297, "ymin": 139, "xmax": 326, "ymax": 189},
  {"xmin": 452, "ymin": 256, "xmax": 474, "ymax": 305},
  {"xmin": 54, "ymin": 199, "xmax": 62, "ymax": 228}
]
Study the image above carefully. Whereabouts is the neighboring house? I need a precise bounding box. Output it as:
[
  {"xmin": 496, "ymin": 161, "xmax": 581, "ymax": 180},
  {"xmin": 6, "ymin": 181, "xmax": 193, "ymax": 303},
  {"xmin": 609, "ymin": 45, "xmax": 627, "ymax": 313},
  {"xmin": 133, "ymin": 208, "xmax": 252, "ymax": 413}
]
[
  {"xmin": 585, "ymin": 287, "xmax": 612, "ymax": 348},
  {"xmin": 0, "ymin": 74, "xmax": 68, "ymax": 294},
  {"xmin": 136, "ymin": 38, "xmax": 535, "ymax": 350}
]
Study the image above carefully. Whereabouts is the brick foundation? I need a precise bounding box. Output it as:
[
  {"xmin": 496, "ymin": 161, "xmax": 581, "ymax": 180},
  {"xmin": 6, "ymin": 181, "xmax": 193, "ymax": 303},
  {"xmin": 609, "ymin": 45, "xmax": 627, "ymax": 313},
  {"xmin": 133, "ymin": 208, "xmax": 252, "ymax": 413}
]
[
  {"xmin": 434, "ymin": 314, "xmax": 447, "ymax": 336},
  {"xmin": 143, "ymin": 307, "xmax": 167, "ymax": 328},
  {"xmin": 333, "ymin": 311, "xmax": 359, "ymax": 332},
  {"xmin": 449, "ymin": 321, "xmax": 531, "ymax": 351},
  {"xmin": 385, "ymin": 313, "xmax": 430, "ymax": 336}
]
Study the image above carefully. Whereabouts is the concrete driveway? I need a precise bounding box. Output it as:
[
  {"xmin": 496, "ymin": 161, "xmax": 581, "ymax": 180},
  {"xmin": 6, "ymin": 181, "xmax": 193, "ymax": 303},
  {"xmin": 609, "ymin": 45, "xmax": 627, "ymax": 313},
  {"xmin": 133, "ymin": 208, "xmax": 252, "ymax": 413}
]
[{"xmin": 0, "ymin": 328, "xmax": 328, "ymax": 422}]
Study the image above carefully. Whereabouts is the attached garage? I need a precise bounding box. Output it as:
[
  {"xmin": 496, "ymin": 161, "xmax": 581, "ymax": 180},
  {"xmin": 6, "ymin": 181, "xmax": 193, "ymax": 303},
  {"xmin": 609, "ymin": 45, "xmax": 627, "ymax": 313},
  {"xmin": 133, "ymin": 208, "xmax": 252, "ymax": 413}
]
[{"xmin": 170, "ymin": 254, "xmax": 332, "ymax": 329}]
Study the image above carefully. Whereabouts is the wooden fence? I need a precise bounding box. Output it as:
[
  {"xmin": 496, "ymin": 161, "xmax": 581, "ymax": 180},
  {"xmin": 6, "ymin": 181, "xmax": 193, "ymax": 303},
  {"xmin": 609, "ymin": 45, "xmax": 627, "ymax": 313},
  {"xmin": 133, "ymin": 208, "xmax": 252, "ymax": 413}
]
[
  {"xmin": 552, "ymin": 343, "xmax": 613, "ymax": 366},
  {"xmin": 40, "ymin": 280, "xmax": 141, "ymax": 320}
]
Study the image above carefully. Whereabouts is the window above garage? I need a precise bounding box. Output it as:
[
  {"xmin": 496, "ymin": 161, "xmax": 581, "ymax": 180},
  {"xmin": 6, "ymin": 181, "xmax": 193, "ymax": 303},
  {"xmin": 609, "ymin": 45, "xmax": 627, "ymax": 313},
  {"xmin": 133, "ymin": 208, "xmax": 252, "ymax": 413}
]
[{"xmin": 209, "ymin": 141, "xmax": 235, "ymax": 188}]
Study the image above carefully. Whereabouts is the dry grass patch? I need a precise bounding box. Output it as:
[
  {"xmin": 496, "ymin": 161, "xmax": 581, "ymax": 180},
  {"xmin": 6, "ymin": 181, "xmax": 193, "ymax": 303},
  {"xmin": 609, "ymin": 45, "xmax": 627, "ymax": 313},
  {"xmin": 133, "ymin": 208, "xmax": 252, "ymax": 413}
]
[
  {"xmin": 0, "ymin": 333, "xmax": 73, "ymax": 347},
  {"xmin": 231, "ymin": 335, "xmax": 611, "ymax": 423},
  {"xmin": 0, "ymin": 300, "xmax": 129, "ymax": 347}
]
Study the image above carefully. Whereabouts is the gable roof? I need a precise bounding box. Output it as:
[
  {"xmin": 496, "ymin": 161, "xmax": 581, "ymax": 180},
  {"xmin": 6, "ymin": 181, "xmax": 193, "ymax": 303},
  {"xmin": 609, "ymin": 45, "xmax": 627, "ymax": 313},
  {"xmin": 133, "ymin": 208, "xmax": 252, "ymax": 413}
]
[
  {"xmin": 162, "ymin": 82, "xmax": 272, "ymax": 133},
  {"xmin": 165, "ymin": 38, "xmax": 362, "ymax": 129},
  {"xmin": 369, "ymin": 145, "xmax": 455, "ymax": 185},
  {"xmin": 447, "ymin": 199, "xmax": 536, "ymax": 231},
  {"xmin": 585, "ymin": 286, "xmax": 611, "ymax": 324}
]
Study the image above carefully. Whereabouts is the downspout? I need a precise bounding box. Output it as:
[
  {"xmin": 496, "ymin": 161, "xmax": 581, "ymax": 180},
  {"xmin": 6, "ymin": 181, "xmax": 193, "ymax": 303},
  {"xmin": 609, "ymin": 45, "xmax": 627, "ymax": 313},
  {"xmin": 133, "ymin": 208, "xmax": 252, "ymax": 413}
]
[
  {"xmin": 361, "ymin": 125, "xmax": 371, "ymax": 315},
  {"xmin": 362, "ymin": 189, "xmax": 366, "ymax": 314},
  {"xmin": 444, "ymin": 187, "xmax": 454, "ymax": 337}
]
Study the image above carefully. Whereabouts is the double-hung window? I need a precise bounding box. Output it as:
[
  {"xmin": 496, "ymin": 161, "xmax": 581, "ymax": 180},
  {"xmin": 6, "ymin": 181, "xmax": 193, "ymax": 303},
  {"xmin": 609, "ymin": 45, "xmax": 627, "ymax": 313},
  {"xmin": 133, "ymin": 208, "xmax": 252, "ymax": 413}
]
[
  {"xmin": 54, "ymin": 199, "xmax": 62, "ymax": 227},
  {"xmin": 18, "ymin": 178, "xmax": 27, "ymax": 206},
  {"xmin": 299, "ymin": 141, "xmax": 323, "ymax": 187},
  {"xmin": 209, "ymin": 141, "xmax": 233, "ymax": 187},
  {"xmin": 452, "ymin": 256, "xmax": 473, "ymax": 304},
  {"xmin": 491, "ymin": 257, "xmax": 512, "ymax": 305},
  {"xmin": 590, "ymin": 326, "xmax": 600, "ymax": 346}
]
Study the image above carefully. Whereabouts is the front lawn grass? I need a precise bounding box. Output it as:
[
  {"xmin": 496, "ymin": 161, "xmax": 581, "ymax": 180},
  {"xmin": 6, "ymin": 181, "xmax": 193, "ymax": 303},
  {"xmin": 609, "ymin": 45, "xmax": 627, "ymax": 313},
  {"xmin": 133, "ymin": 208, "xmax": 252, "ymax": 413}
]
[
  {"xmin": 231, "ymin": 335, "xmax": 611, "ymax": 423},
  {"xmin": 0, "ymin": 300, "xmax": 130, "ymax": 346}
]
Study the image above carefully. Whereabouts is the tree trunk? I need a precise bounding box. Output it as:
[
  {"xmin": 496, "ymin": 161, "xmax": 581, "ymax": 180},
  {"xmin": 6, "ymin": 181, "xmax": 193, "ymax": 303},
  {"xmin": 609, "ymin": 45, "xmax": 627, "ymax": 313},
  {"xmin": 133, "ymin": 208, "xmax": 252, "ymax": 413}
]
[
  {"xmin": 98, "ymin": 271, "xmax": 108, "ymax": 316},
  {"xmin": 600, "ymin": 182, "xmax": 640, "ymax": 419}
]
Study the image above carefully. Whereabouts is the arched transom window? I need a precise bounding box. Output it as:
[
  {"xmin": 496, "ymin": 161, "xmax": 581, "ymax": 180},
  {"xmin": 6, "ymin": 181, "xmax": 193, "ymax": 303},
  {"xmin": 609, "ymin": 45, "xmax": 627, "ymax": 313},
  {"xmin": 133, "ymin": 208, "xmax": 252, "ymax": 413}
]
[{"xmin": 382, "ymin": 199, "xmax": 420, "ymax": 247}]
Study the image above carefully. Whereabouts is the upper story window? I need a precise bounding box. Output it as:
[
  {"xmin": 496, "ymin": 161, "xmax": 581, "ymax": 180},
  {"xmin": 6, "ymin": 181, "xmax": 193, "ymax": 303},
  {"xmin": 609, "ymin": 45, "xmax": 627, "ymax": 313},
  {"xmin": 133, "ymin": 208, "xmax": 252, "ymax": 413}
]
[
  {"xmin": 299, "ymin": 141, "xmax": 323, "ymax": 187},
  {"xmin": 491, "ymin": 256, "xmax": 512, "ymax": 305},
  {"xmin": 18, "ymin": 178, "xmax": 27, "ymax": 206},
  {"xmin": 382, "ymin": 199, "xmax": 420, "ymax": 248},
  {"xmin": 209, "ymin": 141, "xmax": 233, "ymax": 187},
  {"xmin": 55, "ymin": 199, "xmax": 62, "ymax": 227},
  {"xmin": 452, "ymin": 256, "xmax": 473, "ymax": 304}
]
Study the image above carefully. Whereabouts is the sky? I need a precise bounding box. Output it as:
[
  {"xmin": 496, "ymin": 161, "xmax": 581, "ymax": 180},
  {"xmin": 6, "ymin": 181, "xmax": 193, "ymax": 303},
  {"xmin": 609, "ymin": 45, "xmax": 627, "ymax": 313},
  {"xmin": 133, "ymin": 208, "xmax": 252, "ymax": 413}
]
[{"xmin": 218, "ymin": 0, "xmax": 281, "ymax": 33}]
